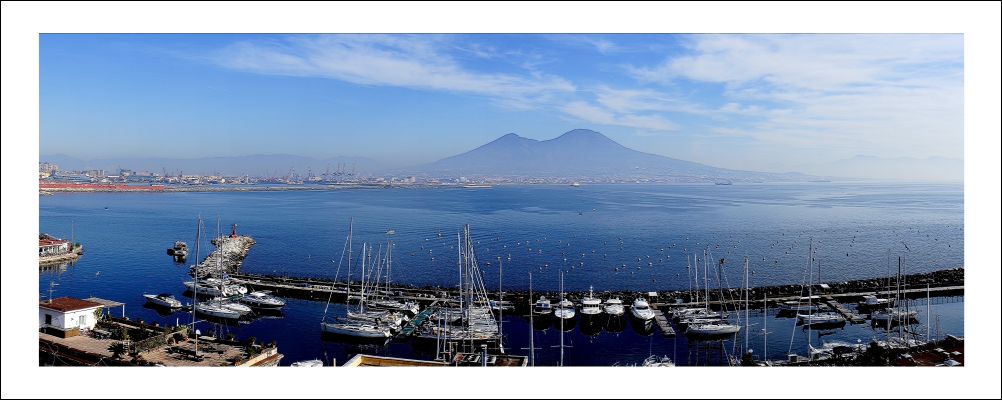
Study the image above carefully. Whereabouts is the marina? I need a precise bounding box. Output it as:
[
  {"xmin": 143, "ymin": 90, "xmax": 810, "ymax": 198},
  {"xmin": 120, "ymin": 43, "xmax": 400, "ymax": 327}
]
[{"xmin": 37, "ymin": 184, "xmax": 965, "ymax": 366}]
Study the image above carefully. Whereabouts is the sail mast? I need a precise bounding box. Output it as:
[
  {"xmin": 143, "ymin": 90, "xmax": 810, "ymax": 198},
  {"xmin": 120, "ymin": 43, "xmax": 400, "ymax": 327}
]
[
  {"xmin": 192, "ymin": 216, "xmax": 202, "ymax": 356},
  {"xmin": 529, "ymin": 272, "xmax": 535, "ymax": 367}
]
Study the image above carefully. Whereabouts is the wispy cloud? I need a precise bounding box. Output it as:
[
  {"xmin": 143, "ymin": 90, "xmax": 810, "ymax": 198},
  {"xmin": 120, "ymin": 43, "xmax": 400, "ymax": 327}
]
[
  {"xmin": 626, "ymin": 34, "xmax": 964, "ymax": 160},
  {"xmin": 213, "ymin": 35, "xmax": 576, "ymax": 109}
]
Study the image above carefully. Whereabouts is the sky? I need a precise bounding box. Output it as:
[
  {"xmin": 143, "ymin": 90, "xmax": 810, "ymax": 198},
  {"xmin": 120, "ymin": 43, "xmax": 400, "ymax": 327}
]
[{"xmin": 39, "ymin": 33, "xmax": 964, "ymax": 177}]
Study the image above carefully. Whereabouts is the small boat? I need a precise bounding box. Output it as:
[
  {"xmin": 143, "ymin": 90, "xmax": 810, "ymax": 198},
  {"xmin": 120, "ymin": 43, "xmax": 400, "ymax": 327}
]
[
  {"xmin": 603, "ymin": 297, "xmax": 625, "ymax": 316},
  {"xmin": 777, "ymin": 300, "xmax": 822, "ymax": 314},
  {"xmin": 143, "ymin": 293, "xmax": 182, "ymax": 309},
  {"xmin": 797, "ymin": 312, "xmax": 846, "ymax": 326},
  {"xmin": 214, "ymin": 299, "xmax": 253, "ymax": 315},
  {"xmin": 194, "ymin": 302, "xmax": 241, "ymax": 320},
  {"xmin": 533, "ymin": 296, "xmax": 553, "ymax": 316},
  {"xmin": 370, "ymin": 299, "xmax": 420, "ymax": 315},
  {"xmin": 554, "ymin": 299, "xmax": 576, "ymax": 321},
  {"xmin": 641, "ymin": 355, "xmax": 675, "ymax": 367},
  {"xmin": 184, "ymin": 280, "xmax": 242, "ymax": 297},
  {"xmin": 685, "ymin": 322, "xmax": 741, "ymax": 336},
  {"xmin": 290, "ymin": 359, "xmax": 324, "ymax": 367},
  {"xmin": 166, "ymin": 241, "xmax": 188, "ymax": 258},
  {"xmin": 630, "ymin": 298, "xmax": 656, "ymax": 321},
  {"xmin": 345, "ymin": 310, "xmax": 404, "ymax": 330},
  {"xmin": 870, "ymin": 308, "xmax": 918, "ymax": 324},
  {"xmin": 238, "ymin": 291, "xmax": 286, "ymax": 309},
  {"xmin": 320, "ymin": 321, "xmax": 392, "ymax": 338},
  {"xmin": 580, "ymin": 286, "xmax": 602, "ymax": 315}
]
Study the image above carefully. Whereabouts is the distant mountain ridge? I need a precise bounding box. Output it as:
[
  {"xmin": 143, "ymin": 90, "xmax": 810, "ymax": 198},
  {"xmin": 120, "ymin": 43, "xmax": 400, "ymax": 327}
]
[
  {"xmin": 404, "ymin": 129, "xmax": 812, "ymax": 182},
  {"xmin": 39, "ymin": 153, "xmax": 378, "ymax": 177}
]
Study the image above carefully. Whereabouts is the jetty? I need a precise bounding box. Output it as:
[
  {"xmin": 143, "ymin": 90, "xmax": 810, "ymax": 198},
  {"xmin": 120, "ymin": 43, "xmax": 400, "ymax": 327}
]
[
  {"xmin": 651, "ymin": 306, "xmax": 676, "ymax": 337},
  {"xmin": 190, "ymin": 224, "xmax": 255, "ymax": 278},
  {"xmin": 822, "ymin": 296, "xmax": 866, "ymax": 323}
]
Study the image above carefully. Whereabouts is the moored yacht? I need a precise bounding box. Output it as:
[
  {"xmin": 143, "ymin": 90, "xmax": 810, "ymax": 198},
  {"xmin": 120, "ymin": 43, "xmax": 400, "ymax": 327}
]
[
  {"xmin": 554, "ymin": 299, "xmax": 576, "ymax": 321},
  {"xmin": 797, "ymin": 311, "xmax": 846, "ymax": 326},
  {"xmin": 320, "ymin": 320, "xmax": 392, "ymax": 338},
  {"xmin": 533, "ymin": 296, "xmax": 553, "ymax": 317},
  {"xmin": 580, "ymin": 286, "xmax": 602, "ymax": 315},
  {"xmin": 630, "ymin": 298, "xmax": 656, "ymax": 322},
  {"xmin": 143, "ymin": 293, "xmax": 182, "ymax": 309},
  {"xmin": 603, "ymin": 297, "xmax": 625, "ymax": 316},
  {"xmin": 194, "ymin": 301, "xmax": 241, "ymax": 320},
  {"xmin": 238, "ymin": 290, "xmax": 286, "ymax": 309}
]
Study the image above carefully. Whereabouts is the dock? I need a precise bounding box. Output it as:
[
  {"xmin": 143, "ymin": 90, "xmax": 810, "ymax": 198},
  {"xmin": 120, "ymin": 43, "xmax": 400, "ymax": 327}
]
[
  {"xmin": 651, "ymin": 307, "xmax": 676, "ymax": 337},
  {"xmin": 822, "ymin": 297, "xmax": 866, "ymax": 323},
  {"xmin": 397, "ymin": 304, "xmax": 438, "ymax": 338}
]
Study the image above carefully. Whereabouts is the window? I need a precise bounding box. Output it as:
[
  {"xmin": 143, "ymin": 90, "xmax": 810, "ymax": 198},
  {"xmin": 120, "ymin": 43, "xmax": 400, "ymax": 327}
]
[{"xmin": 79, "ymin": 314, "xmax": 88, "ymax": 327}]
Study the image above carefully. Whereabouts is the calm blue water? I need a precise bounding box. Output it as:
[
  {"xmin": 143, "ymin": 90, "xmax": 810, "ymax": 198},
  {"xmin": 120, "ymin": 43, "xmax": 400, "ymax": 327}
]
[{"xmin": 39, "ymin": 183, "xmax": 964, "ymax": 365}]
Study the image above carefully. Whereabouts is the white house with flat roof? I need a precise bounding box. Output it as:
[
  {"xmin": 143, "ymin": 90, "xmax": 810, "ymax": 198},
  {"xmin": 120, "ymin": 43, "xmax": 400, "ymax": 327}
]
[{"xmin": 39, "ymin": 297, "xmax": 104, "ymax": 338}]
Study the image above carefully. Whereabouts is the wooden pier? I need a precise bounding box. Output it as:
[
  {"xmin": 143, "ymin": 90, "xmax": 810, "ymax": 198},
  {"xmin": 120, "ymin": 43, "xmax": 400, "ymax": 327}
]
[
  {"xmin": 822, "ymin": 297, "xmax": 866, "ymax": 323},
  {"xmin": 651, "ymin": 307, "xmax": 676, "ymax": 337}
]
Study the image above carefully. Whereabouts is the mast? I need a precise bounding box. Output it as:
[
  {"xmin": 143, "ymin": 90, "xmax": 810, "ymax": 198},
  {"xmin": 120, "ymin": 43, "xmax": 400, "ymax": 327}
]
[
  {"xmin": 807, "ymin": 239, "xmax": 813, "ymax": 355},
  {"xmin": 763, "ymin": 293, "xmax": 768, "ymax": 363},
  {"xmin": 744, "ymin": 257, "xmax": 750, "ymax": 352},
  {"xmin": 498, "ymin": 256, "xmax": 504, "ymax": 354},
  {"xmin": 192, "ymin": 216, "xmax": 202, "ymax": 356},
  {"xmin": 926, "ymin": 283, "xmax": 931, "ymax": 343},
  {"xmin": 703, "ymin": 250, "xmax": 709, "ymax": 312},
  {"xmin": 529, "ymin": 272, "xmax": 535, "ymax": 367},
  {"xmin": 559, "ymin": 271, "xmax": 565, "ymax": 366}
]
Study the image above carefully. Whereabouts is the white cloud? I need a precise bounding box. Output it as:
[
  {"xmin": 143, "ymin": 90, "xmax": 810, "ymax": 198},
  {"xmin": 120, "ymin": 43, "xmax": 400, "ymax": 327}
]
[
  {"xmin": 560, "ymin": 100, "xmax": 679, "ymax": 132},
  {"xmin": 627, "ymin": 34, "xmax": 964, "ymax": 164},
  {"xmin": 214, "ymin": 35, "xmax": 576, "ymax": 109}
]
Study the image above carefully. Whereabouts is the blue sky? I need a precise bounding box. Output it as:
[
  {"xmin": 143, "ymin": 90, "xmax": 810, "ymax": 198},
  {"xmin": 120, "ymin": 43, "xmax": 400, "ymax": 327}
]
[{"xmin": 40, "ymin": 34, "xmax": 963, "ymax": 174}]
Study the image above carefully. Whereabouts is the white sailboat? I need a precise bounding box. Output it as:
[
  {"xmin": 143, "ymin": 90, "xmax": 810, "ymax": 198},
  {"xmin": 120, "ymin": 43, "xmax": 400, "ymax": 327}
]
[
  {"xmin": 319, "ymin": 221, "xmax": 393, "ymax": 339},
  {"xmin": 685, "ymin": 249, "xmax": 741, "ymax": 337}
]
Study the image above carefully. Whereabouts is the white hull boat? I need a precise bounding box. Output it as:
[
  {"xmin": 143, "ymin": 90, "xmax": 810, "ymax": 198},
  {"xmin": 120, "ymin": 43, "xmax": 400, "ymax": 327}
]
[
  {"xmin": 239, "ymin": 291, "xmax": 286, "ymax": 309},
  {"xmin": 685, "ymin": 322, "xmax": 741, "ymax": 336},
  {"xmin": 797, "ymin": 312, "xmax": 846, "ymax": 326},
  {"xmin": 144, "ymin": 293, "xmax": 182, "ymax": 309},
  {"xmin": 320, "ymin": 321, "xmax": 392, "ymax": 338},
  {"xmin": 290, "ymin": 359, "xmax": 324, "ymax": 367},
  {"xmin": 870, "ymin": 308, "xmax": 918, "ymax": 323},
  {"xmin": 554, "ymin": 299, "xmax": 576, "ymax": 320},
  {"xmin": 194, "ymin": 302, "xmax": 241, "ymax": 320},
  {"xmin": 630, "ymin": 298, "xmax": 656, "ymax": 321},
  {"xmin": 603, "ymin": 298, "xmax": 625, "ymax": 316},
  {"xmin": 580, "ymin": 286, "xmax": 603, "ymax": 315}
]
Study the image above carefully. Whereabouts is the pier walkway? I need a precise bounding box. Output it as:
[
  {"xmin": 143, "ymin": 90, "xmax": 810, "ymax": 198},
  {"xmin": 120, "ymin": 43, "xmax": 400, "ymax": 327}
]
[
  {"xmin": 651, "ymin": 307, "xmax": 676, "ymax": 337},
  {"xmin": 822, "ymin": 297, "xmax": 866, "ymax": 323}
]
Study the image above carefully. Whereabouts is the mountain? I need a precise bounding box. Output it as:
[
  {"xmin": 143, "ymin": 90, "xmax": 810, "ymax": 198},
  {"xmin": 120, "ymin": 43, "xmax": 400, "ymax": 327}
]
[
  {"xmin": 405, "ymin": 129, "xmax": 811, "ymax": 182},
  {"xmin": 38, "ymin": 154, "xmax": 379, "ymax": 177}
]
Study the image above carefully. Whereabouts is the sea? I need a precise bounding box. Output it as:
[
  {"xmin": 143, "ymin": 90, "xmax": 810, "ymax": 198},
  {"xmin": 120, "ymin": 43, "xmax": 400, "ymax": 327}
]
[{"xmin": 39, "ymin": 182, "xmax": 964, "ymax": 366}]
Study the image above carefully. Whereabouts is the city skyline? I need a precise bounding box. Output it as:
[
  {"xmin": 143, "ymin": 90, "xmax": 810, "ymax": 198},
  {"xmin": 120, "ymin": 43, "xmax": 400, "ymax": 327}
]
[{"xmin": 41, "ymin": 34, "xmax": 963, "ymax": 180}]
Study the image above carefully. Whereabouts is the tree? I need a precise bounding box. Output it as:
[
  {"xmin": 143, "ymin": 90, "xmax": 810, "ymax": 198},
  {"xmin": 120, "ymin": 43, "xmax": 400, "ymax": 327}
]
[{"xmin": 107, "ymin": 343, "xmax": 128, "ymax": 359}]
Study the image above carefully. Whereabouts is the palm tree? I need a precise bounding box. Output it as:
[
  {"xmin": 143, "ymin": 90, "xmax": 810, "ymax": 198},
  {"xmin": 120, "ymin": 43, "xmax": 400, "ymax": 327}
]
[{"xmin": 107, "ymin": 342, "xmax": 128, "ymax": 359}]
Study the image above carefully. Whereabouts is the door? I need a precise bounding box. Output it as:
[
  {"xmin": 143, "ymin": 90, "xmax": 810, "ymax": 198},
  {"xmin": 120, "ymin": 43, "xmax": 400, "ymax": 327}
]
[
  {"xmin": 45, "ymin": 314, "xmax": 52, "ymax": 326},
  {"xmin": 79, "ymin": 314, "xmax": 88, "ymax": 329}
]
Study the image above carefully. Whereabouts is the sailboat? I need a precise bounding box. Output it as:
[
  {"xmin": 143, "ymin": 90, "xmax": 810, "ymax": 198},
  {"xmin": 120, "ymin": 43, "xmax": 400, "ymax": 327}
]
[
  {"xmin": 871, "ymin": 257, "xmax": 918, "ymax": 324},
  {"xmin": 797, "ymin": 259, "xmax": 845, "ymax": 327},
  {"xmin": 685, "ymin": 249, "xmax": 741, "ymax": 337},
  {"xmin": 320, "ymin": 221, "xmax": 393, "ymax": 339},
  {"xmin": 417, "ymin": 225, "xmax": 500, "ymax": 347}
]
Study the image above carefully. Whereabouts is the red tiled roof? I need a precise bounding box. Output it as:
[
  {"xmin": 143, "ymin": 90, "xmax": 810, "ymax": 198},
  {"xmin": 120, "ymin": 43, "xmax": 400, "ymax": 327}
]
[
  {"xmin": 39, "ymin": 239, "xmax": 68, "ymax": 247},
  {"xmin": 39, "ymin": 297, "xmax": 103, "ymax": 313}
]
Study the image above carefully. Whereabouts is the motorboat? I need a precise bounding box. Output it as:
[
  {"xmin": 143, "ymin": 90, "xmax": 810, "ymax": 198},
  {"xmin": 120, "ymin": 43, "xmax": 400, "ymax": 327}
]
[
  {"xmin": 345, "ymin": 310, "xmax": 404, "ymax": 330},
  {"xmin": 533, "ymin": 296, "xmax": 553, "ymax": 316},
  {"xmin": 290, "ymin": 359, "xmax": 324, "ymax": 367},
  {"xmin": 603, "ymin": 297, "xmax": 625, "ymax": 316},
  {"xmin": 554, "ymin": 299, "xmax": 576, "ymax": 321},
  {"xmin": 143, "ymin": 293, "xmax": 182, "ymax": 309},
  {"xmin": 630, "ymin": 298, "xmax": 656, "ymax": 321},
  {"xmin": 238, "ymin": 291, "xmax": 286, "ymax": 309},
  {"xmin": 214, "ymin": 299, "xmax": 253, "ymax": 315},
  {"xmin": 641, "ymin": 355, "xmax": 675, "ymax": 367},
  {"xmin": 580, "ymin": 286, "xmax": 602, "ymax": 315}
]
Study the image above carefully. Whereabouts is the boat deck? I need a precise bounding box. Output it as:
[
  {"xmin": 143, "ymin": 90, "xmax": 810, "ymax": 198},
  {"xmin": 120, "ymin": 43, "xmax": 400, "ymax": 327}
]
[{"xmin": 397, "ymin": 304, "xmax": 437, "ymax": 338}]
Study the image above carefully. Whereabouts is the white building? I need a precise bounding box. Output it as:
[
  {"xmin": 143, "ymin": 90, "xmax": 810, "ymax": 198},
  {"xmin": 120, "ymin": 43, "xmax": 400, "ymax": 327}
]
[{"xmin": 39, "ymin": 297, "xmax": 104, "ymax": 338}]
